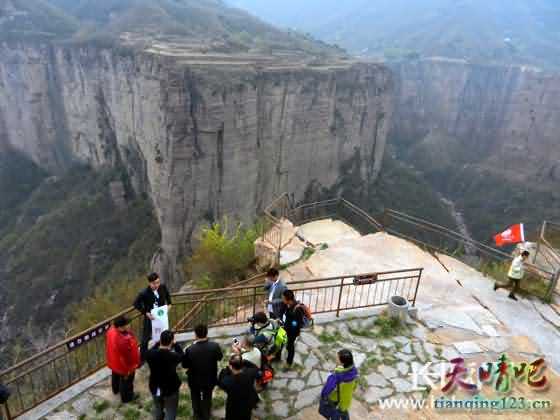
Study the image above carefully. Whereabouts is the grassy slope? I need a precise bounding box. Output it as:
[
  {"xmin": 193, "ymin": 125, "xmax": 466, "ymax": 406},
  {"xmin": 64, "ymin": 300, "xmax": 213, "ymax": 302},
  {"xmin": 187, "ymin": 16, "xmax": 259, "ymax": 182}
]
[{"xmin": 0, "ymin": 154, "xmax": 160, "ymax": 356}]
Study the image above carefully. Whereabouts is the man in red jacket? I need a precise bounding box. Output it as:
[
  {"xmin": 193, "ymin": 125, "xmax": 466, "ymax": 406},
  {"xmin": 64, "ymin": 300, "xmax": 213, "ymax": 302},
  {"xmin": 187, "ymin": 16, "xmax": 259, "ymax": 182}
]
[{"xmin": 106, "ymin": 316, "xmax": 140, "ymax": 403}]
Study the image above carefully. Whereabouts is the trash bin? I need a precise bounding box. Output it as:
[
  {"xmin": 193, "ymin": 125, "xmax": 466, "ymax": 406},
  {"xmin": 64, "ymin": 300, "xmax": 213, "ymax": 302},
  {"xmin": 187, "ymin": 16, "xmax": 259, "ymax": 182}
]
[{"xmin": 388, "ymin": 295, "xmax": 409, "ymax": 321}]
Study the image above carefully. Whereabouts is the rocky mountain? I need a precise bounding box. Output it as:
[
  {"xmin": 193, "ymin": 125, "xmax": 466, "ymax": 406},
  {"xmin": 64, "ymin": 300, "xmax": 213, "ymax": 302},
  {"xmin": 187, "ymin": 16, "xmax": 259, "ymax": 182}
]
[
  {"xmin": 390, "ymin": 58, "xmax": 560, "ymax": 240},
  {"xmin": 0, "ymin": 33, "xmax": 394, "ymax": 355},
  {"xmin": 0, "ymin": 42, "xmax": 393, "ymax": 275},
  {"xmin": 230, "ymin": 0, "xmax": 560, "ymax": 69}
]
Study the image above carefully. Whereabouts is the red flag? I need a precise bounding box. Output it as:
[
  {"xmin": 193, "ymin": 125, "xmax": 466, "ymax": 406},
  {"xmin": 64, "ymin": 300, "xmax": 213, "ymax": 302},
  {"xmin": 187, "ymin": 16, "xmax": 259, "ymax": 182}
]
[{"xmin": 494, "ymin": 224, "xmax": 525, "ymax": 247}]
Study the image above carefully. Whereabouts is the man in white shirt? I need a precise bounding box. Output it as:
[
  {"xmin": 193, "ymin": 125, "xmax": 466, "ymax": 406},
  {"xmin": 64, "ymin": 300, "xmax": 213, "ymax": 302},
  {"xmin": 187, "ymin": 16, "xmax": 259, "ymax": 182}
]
[
  {"xmin": 494, "ymin": 250, "xmax": 530, "ymax": 301},
  {"xmin": 263, "ymin": 268, "xmax": 286, "ymax": 319}
]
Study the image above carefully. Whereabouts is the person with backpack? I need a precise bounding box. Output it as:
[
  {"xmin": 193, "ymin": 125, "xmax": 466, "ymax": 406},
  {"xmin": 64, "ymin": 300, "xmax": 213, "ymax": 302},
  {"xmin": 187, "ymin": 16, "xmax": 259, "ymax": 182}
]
[
  {"xmin": 248, "ymin": 312, "xmax": 276, "ymax": 341},
  {"xmin": 319, "ymin": 349, "xmax": 358, "ymax": 420},
  {"xmin": 281, "ymin": 289, "xmax": 305, "ymax": 368},
  {"xmin": 146, "ymin": 330, "xmax": 184, "ymax": 420},
  {"xmin": 248, "ymin": 312, "xmax": 283, "ymax": 361}
]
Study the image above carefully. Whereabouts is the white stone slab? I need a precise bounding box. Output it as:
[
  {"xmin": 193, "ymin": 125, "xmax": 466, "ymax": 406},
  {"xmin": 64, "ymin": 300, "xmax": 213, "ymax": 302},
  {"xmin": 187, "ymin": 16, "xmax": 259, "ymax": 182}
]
[
  {"xmin": 454, "ymin": 341, "xmax": 484, "ymax": 354},
  {"xmin": 481, "ymin": 324, "xmax": 499, "ymax": 337},
  {"xmin": 423, "ymin": 307, "xmax": 483, "ymax": 335}
]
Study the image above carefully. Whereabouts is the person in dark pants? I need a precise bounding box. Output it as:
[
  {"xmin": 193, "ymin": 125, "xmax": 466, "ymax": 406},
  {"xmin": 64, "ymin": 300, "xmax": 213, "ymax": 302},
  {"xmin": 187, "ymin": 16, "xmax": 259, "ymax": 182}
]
[
  {"xmin": 263, "ymin": 268, "xmax": 286, "ymax": 319},
  {"xmin": 282, "ymin": 289, "xmax": 304, "ymax": 368},
  {"xmin": 146, "ymin": 330, "xmax": 184, "ymax": 420},
  {"xmin": 133, "ymin": 272, "xmax": 172, "ymax": 361},
  {"xmin": 218, "ymin": 354, "xmax": 259, "ymax": 420},
  {"xmin": 182, "ymin": 324, "xmax": 223, "ymax": 420},
  {"xmin": 105, "ymin": 316, "xmax": 140, "ymax": 403},
  {"xmin": 320, "ymin": 349, "xmax": 358, "ymax": 420},
  {"xmin": 494, "ymin": 250, "xmax": 530, "ymax": 301}
]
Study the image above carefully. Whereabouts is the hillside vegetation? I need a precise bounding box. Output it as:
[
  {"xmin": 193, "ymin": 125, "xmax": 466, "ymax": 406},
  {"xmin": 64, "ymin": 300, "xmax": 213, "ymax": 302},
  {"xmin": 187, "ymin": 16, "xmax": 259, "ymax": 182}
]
[
  {"xmin": 231, "ymin": 0, "xmax": 560, "ymax": 68},
  {"xmin": 1, "ymin": 0, "xmax": 342, "ymax": 55},
  {"xmin": 0, "ymin": 152, "xmax": 160, "ymax": 362}
]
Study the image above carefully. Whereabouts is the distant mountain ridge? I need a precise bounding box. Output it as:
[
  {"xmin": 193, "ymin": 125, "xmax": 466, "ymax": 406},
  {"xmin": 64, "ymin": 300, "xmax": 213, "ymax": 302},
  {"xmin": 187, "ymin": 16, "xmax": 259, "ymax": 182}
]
[
  {"xmin": 1, "ymin": 0, "xmax": 341, "ymax": 55},
  {"xmin": 230, "ymin": 0, "xmax": 560, "ymax": 68}
]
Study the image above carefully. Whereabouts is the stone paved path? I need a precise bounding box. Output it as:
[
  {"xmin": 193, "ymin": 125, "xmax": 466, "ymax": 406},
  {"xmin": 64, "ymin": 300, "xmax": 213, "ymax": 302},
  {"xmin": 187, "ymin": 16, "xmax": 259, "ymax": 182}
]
[{"xmin": 48, "ymin": 313, "xmax": 447, "ymax": 419}]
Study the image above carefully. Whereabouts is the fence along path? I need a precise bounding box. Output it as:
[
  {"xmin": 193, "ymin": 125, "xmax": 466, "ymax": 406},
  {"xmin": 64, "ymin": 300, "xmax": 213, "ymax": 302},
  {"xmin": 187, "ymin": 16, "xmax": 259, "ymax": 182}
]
[{"xmin": 0, "ymin": 266, "xmax": 422, "ymax": 418}]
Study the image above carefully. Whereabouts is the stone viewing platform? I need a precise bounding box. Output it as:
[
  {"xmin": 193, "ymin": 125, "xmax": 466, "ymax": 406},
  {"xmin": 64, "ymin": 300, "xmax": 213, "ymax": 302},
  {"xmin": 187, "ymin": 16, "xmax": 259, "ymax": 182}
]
[{"xmin": 36, "ymin": 217, "xmax": 560, "ymax": 420}]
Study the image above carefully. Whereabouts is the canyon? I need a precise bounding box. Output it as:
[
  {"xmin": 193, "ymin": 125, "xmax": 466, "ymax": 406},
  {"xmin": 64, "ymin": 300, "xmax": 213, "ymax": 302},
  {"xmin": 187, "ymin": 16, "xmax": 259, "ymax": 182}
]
[
  {"xmin": 390, "ymin": 58, "xmax": 560, "ymax": 239},
  {"xmin": 0, "ymin": 43, "xmax": 394, "ymax": 286},
  {"xmin": 4, "ymin": 40, "xmax": 560, "ymax": 349}
]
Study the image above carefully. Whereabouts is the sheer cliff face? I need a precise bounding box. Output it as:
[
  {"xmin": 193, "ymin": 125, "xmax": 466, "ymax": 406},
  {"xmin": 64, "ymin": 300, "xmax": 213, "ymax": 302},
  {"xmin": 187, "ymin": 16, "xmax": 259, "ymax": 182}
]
[
  {"xmin": 390, "ymin": 58, "xmax": 560, "ymax": 240},
  {"xmin": 391, "ymin": 59, "xmax": 560, "ymax": 185},
  {"xmin": 0, "ymin": 43, "xmax": 393, "ymax": 282}
]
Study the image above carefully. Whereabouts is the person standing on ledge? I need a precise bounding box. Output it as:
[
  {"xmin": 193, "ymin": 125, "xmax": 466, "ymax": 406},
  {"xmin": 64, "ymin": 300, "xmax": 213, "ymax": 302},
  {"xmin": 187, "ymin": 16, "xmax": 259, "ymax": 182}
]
[
  {"xmin": 264, "ymin": 268, "xmax": 286, "ymax": 319},
  {"xmin": 494, "ymin": 250, "xmax": 530, "ymax": 301},
  {"xmin": 218, "ymin": 354, "xmax": 259, "ymax": 420},
  {"xmin": 281, "ymin": 289, "xmax": 304, "ymax": 369},
  {"xmin": 146, "ymin": 330, "xmax": 184, "ymax": 420},
  {"xmin": 182, "ymin": 324, "xmax": 223, "ymax": 420},
  {"xmin": 319, "ymin": 349, "xmax": 358, "ymax": 420},
  {"xmin": 105, "ymin": 316, "xmax": 140, "ymax": 403},
  {"xmin": 134, "ymin": 272, "xmax": 172, "ymax": 361}
]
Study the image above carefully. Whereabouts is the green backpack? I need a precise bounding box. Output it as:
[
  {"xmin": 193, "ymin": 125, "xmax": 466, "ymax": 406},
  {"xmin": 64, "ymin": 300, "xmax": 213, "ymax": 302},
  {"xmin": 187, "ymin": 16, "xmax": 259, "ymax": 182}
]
[{"xmin": 274, "ymin": 325, "xmax": 288, "ymax": 348}]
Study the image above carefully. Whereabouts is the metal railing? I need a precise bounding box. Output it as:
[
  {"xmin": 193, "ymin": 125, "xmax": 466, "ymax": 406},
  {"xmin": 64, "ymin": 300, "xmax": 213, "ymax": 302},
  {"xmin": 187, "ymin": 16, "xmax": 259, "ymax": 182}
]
[
  {"xmin": 0, "ymin": 306, "xmax": 143, "ymax": 419},
  {"xmin": 382, "ymin": 209, "xmax": 557, "ymax": 299},
  {"xmin": 261, "ymin": 194, "xmax": 384, "ymax": 264},
  {"xmin": 535, "ymin": 221, "xmax": 560, "ymax": 296},
  {"xmin": 0, "ymin": 267, "xmax": 422, "ymax": 418},
  {"xmin": 261, "ymin": 193, "xmax": 292, "ymax": 264},
  {"xmin": 0, "ymin": 272, "xmax": 265, "ymax": 418}
]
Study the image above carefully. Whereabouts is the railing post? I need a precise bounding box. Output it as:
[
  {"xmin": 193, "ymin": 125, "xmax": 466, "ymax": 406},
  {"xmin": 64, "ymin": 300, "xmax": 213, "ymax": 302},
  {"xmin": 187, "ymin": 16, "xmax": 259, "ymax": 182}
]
[
  {"xmin": 336, "ymin": 277, "xmax": 345, "ymax": 317},
  {"xmin": 3, "ymin": 402, "xmax": 12, "ymax": 420},
  {"xmin": 252, "ymin": 286, "xmax": 258, "ymax": 317},
  {"xmin": 545, "ymin": 268, "xmax": 560, "ymax": 301},
  {"xmin": 277, "ymin": 220, "xmax": 282, "ymax": 266},
  {"xmin": 412, "ymin": 269, "xmax": 423, "ymax": 307},
  {"xmin": 534, "ymin": 222, "xmax": 545, "ymax": 264},
  {"xmin": 382, "ymin": 208, "xmax": 389, "ymax": 230}
]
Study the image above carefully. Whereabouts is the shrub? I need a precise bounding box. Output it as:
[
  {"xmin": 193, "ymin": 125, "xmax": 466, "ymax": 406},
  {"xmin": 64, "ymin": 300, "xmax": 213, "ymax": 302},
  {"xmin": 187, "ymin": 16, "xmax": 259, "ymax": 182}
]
[
  {"xmin": 184, "ymin": 218, "xmax": 261, "ymax": 289},
  {"xmin": 373, "ymin": 311, "xmax": 405, "ymax": 338}
]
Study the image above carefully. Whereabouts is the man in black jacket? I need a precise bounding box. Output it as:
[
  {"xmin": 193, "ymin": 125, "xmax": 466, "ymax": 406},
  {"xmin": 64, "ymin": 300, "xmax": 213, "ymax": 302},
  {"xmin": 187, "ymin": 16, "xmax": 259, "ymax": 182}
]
[
  {"xmin": 133, "ymin": 272, "xmax": 172, "ymax": 361},
  {"xmin": 282, "ymin": 289, "xmax": 304, "ymax": 368},
  {"xmin": 218, "ymin": 354, "xmax": 259, "ymax": 420},
  {"xmin": 146, "ymin": 330, "xmax": 184, "ymax": 420},
  {"xmin": 182, "ymin": 324, "xmax": 223, "ymax": 420}
]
